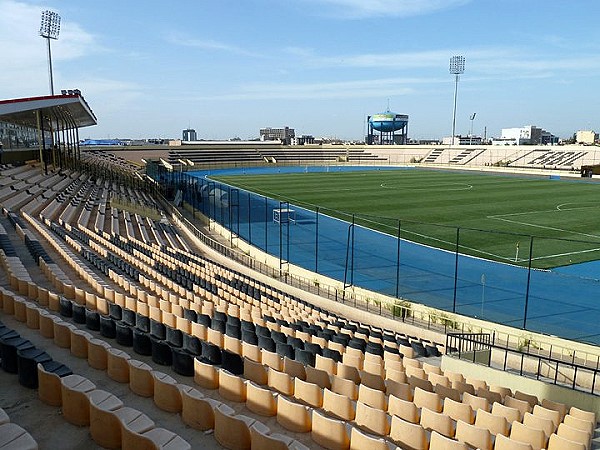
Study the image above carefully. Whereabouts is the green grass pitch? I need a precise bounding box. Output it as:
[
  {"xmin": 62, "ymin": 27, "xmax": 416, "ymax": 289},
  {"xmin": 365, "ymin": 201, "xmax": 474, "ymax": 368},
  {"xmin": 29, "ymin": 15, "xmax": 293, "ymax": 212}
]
[{"xmin": 213, "ymin": 168, "xmax": 600, "ymax": 269}]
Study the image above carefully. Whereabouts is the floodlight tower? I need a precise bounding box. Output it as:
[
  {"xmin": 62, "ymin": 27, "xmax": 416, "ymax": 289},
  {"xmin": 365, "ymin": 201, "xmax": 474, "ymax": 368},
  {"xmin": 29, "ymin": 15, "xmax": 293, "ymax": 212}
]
[
  {"xmin": 449, "ymin": 55, "xmax": 465, "ymax": 146},
  {"xmin": 39, "ymin": 10, "xmax": 61, "ymax": 95}
]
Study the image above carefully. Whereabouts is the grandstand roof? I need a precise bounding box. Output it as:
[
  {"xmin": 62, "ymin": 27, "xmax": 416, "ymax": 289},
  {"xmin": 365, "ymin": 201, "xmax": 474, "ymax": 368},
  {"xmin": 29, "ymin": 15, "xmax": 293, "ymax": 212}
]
[{"xmin": 0, "ymin": 94, "xmax": 97, "ymax": 130}]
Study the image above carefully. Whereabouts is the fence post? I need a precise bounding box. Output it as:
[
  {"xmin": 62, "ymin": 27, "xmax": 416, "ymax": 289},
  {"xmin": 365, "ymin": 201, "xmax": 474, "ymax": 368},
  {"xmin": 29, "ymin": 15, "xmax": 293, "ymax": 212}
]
[
  {"xmin": 453, "ymin": 227, "xmax": 460, "ymax": 313},
  {"xmin": 523, "ymin": 236, "xmax": 534, "ymax": 329},
  {"xmin": 315, "ymin": 207, "xmax": 319, "ymax": 273},
  {"xmin": 396, "ymin": 219, "xmax": 401, "ymax": 299}
]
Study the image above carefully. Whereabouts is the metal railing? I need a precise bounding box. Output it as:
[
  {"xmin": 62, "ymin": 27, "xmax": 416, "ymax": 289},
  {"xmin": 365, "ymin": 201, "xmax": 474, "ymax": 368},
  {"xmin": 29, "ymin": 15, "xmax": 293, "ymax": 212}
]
[{"xmin": 446, "ymin": 333, "xmax": 600, "ymax": 396}]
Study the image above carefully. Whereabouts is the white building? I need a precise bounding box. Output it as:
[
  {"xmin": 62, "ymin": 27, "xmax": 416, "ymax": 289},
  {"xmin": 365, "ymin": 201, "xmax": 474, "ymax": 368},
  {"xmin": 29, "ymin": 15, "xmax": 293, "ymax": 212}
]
[
  {"xmin": 576, "ymin": 130, "xmax": 597, "ymax": 145},
  {"xmin": 492, "ymin": 126, "xmax": 558, "ymax": 145},
  {"xmin": 260, "ymin": 127, "xmax": 295, "ymax": 144}
]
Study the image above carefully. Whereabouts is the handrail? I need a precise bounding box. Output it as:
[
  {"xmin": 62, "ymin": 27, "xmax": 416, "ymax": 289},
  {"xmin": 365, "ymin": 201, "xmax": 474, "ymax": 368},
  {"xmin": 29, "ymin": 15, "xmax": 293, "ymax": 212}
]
[{"xmin": 446, "ymin": 333, "xmax": 600, "ymax": 396}]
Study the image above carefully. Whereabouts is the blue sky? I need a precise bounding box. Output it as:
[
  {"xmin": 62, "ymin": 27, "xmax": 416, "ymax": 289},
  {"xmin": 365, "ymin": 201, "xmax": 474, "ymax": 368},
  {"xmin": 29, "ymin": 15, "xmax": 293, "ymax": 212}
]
[{"xmin": 2, "ymin": 0, "xmax": 599, "ymax": 141}]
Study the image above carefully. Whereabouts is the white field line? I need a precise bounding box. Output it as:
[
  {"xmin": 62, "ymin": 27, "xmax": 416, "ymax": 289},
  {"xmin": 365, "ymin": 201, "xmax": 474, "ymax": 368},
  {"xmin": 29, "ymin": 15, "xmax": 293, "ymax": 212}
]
[{"xmin": 358, "ymin": 216, "xmax": 520, "ymax": 262}]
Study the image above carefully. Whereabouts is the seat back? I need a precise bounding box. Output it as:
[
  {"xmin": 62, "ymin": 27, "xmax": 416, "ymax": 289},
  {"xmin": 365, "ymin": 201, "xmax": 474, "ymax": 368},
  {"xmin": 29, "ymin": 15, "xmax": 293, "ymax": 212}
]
[
  {"xmin": 510, "ymin": 421, "xmax": 546, "ymax": 450},
  {"xmin": 389, "ymin": 415, "xmax": 428, "ymax": 450},
  {"xmin": 413, "ymin": 386, "xmax": 443, "ymax": 413},
  {"xmin": 429, "ymin": 430, "xmax": 468, "ymax": 450},
  {"xmin": 474, "ymin": 408, "xmax": 509, "ymax": 436},
  {"xmin": 443, "ymin": 397, "xmax": 474, "ymax": 424},
  {"xmin": 311, "ymin": 410, "xmax": 351, "ymax": 450},
  {"xmin": 547, "ymin": 432, "xmax": 586, "ymax": 450},
  {"xmin": 358, "ymin": 384, "xmax": 387, "ymax": 410},
  {"xmin": 494, "ymin": 433, "xmax": 534, "ymax": 450},
  {"xmin": 557, "ymin": 423, "xmax": 591, "ymax": 450},
  {"xmin": 349, "ymin": 426, "xmax": 390, "ymax": 450},
  {"xmin": 355, "ymin": 401, "xmax": 390, "ymax": 436},
  {"xmin": 462, "ymin": 391, "xmax": 490, "ymax": 413},
  {"xmin": 294, "ymin": 378, "xmax": 323, "ymax": 408},
  {"xmin": 305, "ymin": 365, "xmax": 331, "ymax": 389},
  {"xmin": 331, "ymin": 375, "xmax": 358, "ymax": 400},
  {"xmin": 323, "ymin": 388, "xmax": 356, "ymax": 421},
  {"xmin": 504, "ymin": 396, "xmax": 532, "ymax": 420},
  {"xmin": 455, "ymin": 420, "xmax": 492, "ymax": 450},
  {"xmin": 388, "ymin": 394, "xmax": 420, "ymax": 423},
  {"xmin": 420, "ymin": 406, "xmax": 455, "ymax": 438}
]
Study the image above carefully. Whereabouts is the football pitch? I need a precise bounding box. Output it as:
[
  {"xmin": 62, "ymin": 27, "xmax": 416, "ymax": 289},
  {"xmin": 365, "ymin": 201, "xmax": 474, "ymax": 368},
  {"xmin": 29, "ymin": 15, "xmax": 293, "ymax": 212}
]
[{"xmin": 213, "ymin": 168, "xmax": 600, "ymax": 269}]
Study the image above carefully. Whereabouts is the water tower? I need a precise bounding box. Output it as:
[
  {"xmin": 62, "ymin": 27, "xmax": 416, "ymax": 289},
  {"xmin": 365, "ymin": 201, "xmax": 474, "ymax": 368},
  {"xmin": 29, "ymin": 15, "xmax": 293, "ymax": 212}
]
[{"xmin": 366, "ymin": 110, "xmax": 409, "ymax": 144}]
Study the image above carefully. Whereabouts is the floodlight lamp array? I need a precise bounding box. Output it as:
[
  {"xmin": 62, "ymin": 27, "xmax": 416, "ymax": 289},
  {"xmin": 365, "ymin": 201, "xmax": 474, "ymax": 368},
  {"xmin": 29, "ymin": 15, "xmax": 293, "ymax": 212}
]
[
  {"xmin": 40, "ymin": 10, "xmax": 61, "ymax": 39},
  {"xmin": 449, "ymin": 55, "xmax": 465, "ymax": 75}
]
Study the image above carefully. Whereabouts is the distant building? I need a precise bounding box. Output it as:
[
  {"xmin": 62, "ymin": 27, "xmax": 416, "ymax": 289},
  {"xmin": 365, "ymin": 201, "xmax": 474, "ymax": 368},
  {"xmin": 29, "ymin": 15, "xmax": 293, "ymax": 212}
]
[
  {"xmin": 182, "ymin": 129, "xmax": 197, "ymax": 142},
  {"xmin": 291, "ymin": 135, "xmax": 315, "ymax": 145},
  {"xmin": 442, "ymin": 135, "xmax": 484, "ymax": 145},
  {"xmin": 492, "ymin": 126, "xmax": 558, "ymax": 145},
  {"xmin": 260, "ymin": 127, "xmax": 295, "ymax": 145},
  {"xmin": 576, "ymin": 130, "xmax": 597, "ymax": 145}
]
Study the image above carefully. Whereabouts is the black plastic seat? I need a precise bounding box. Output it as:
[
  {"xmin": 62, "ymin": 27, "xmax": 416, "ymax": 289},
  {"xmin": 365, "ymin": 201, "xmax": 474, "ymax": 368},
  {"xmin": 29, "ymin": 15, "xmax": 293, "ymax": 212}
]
[
  {"xmin": 347, "ymin": 338, "xmax": 366, "ymax": 352},
  {"xmin": 1, "ymin": 336, "xmax": 34, "ymax": 373},
  {"xmin": 40, "ymin": 360, "xmax": 72, "ymax": 378},
  {"xmin": 287, "ymin": 336, "xmax": 304, "ymax": 350},
  {"xmin": 255, "ymin": 325, "xmax": 271, "ymax": 338},
  {"xmin": 331, "ymin": 334, "xmax": 350, "ymax": 346},
  {"xmin": 150, "ymin": 320, "xmax": 166, "ymax": 340},
  {"xmin": 197, "ymin": 314, "xmax": 211, "ymax": 327},
  {"xmin": 411, "ymin": 341, "xmax": 428, "ymax": 357},
  {"xmin": 17, "ymin": 348, "xmax": 52, "ymax": 388},
  {"xmin": 100, "ymin": 315, "xmax": 116, "ymax": 339},
  {"xmin": 365, "ymin": 342, "xmax": 384, "ymax": 357},
  {"xmin": 116, "ymin": 322, "xmax": 133, "ymax": 347},
  {"xmin": 183, "ymin": 334, "xmax": 201, "ymax": 355},
  {"xmin": 397, "ymin": 337, "xmax": 411, "ymax": 347},
  {"xmin": 183, "ymin": 309, "xmax": 197, "ymax": 322},
  {"xmin": 225, "ymin": 323, "xmax": 241, "ymax": 340},
  {"xmin": 200, "ymin": 341, "xmax": 222, "ymax": 365},
  {"xmin": 257, "ymin": 335, "xmax": 276, "ymax": 353},
  {"xmin": 150, "ymin": 336, "xmax": 173, "ymax": 366},
  {"xmin": 241, "ymin": 320, "xmax": 255, "ymax": 333},
  {"xmin": 135, "ymin": 314, "xmax": 150, "ymax": 333},
  {"xmin": 241, "ymin": 330, "xmax": 258, "ymax": 345},
  {"xmin": 171, "ymin": 347, "xmax": 194, "ymax": 376},
  {"xmin": 295, "ymin": 349, "xmax": 316, "ymax": 367},
  {"xmin": 271, "ymin": 330, "xmax": 287, "ymax": 344},
  {"xmin": 384, "ymin": 346, "xmax": 400, "ymax": 355},
  {"xmin": 303, "ymin": 342, "xmax": 323, "ymax": 356},
  {"xmin": 275, "ymin": 342, "xmax": 295, "ymax": 360},
  {"xmin": 214, "ymin": 311, "xmax": 228, "ymax": 323},
  {"xmin": 425, "ymin": 344, "xmax": 441, "ymax": 357},
  {"xmin": 221, "ymin": 349, "xmax": 244, "ymax": 376},
  {"xmin": 166, "ymin": 326, "xmax": 183, "ymax": 348},
  {"xmin": 85, "ymin": 309, "xmax": 101, "ymax": 331},
  {"xmin": 109, "ymin": 303, "xmax": 122, "ymax": 321},
  {"xmin": 132, "ymin": 330, "xmax": 152, "ymax": 356},
  {"xmin": 59, "ymin": 297, "xmax": 73, "ymax": 318},
  {"xmin": 122, "ymin": 308, "xmax": 136, "ymax": 327},
  {"xmin": 211, "ymin": 319, "xmax": 226, "ymax": 334},
  {"xmin": 322, "ymin": 348, "xmax": 342, "ymax": 362},
  {"xmin": 72, "ymin": 304, "xmax": 86, "ymax": 324}
]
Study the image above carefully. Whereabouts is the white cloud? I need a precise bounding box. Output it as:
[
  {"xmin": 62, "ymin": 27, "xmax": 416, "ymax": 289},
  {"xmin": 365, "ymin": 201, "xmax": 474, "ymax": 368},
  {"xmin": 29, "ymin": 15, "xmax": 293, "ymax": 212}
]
[
  {"xmin": 184, "ymin": 77, "xmax": 427, "ymax": 102},
  {"xmin": 301, "ymin": 0, "xmax": 471, "ymax": 19},
  {"xmin": 165, "ymin": 32, "xmax": 261, "ymax": 58}
]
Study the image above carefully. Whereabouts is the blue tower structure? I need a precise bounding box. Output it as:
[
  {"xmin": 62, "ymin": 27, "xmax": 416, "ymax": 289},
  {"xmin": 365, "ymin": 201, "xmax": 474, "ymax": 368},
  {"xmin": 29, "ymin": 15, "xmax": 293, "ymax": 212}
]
[{"xmin": 367, "ymin": 110, "xmax": 409, "ymax": 144}]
